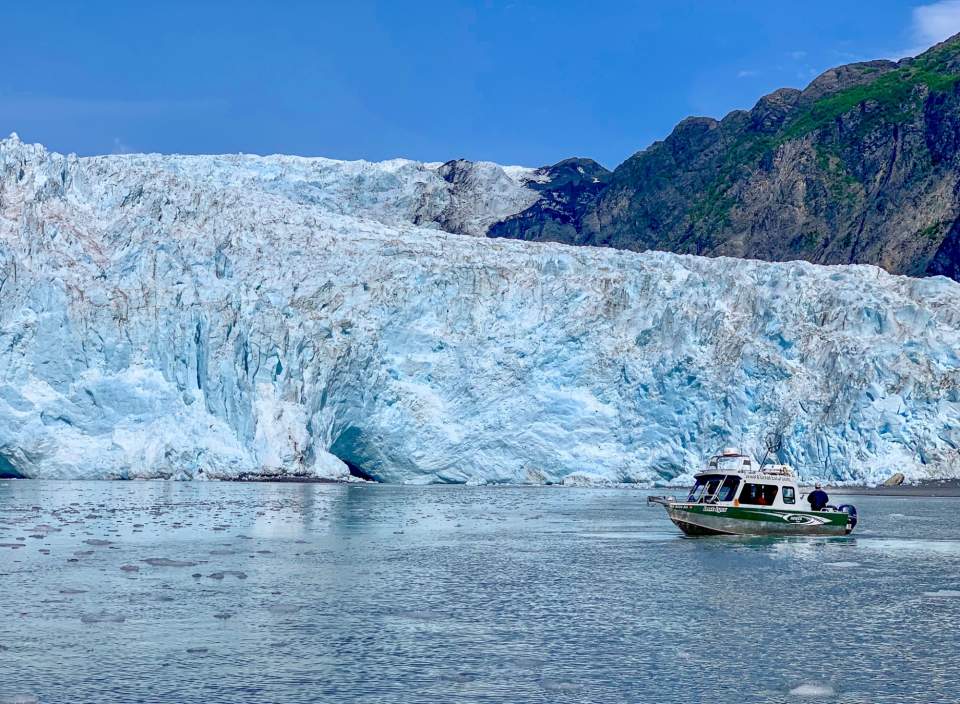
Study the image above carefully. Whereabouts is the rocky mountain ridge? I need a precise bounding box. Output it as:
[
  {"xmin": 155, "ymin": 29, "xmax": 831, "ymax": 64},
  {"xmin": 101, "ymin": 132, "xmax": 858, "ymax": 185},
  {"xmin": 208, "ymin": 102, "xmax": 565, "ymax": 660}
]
[{"xmin": 490, "ymin": 35, "xmax": 960, "ymax": 282}]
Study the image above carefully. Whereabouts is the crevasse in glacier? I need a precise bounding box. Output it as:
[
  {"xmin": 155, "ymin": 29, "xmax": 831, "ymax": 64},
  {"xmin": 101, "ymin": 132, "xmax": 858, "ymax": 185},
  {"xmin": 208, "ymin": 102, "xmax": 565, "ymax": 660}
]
[{"xmin": 0, "ymin": 134, "xmax": 958, "ymax": 484}]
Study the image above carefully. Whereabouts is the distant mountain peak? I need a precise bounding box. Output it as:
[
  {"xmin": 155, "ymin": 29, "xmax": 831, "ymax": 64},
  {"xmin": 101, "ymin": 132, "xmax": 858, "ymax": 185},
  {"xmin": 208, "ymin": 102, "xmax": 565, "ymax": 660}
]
[{"xmin": 489, "ymin": 38, "xmax": 960, "ymax": 282}]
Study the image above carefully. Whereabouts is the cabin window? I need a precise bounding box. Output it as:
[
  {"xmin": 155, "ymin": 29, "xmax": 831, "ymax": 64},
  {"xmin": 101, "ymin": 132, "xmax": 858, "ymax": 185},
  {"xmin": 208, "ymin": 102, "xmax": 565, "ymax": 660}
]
[
  {"xmin": 782, "ymin": 486, "xmax": 796, "ymax": 504},
  {"xmin": 715, "ymin": 476, "xmax": 741, "ymax": 502},
  {"xmin": 739, "ymin": 483, "xmax": 779, "ymax": 506}
]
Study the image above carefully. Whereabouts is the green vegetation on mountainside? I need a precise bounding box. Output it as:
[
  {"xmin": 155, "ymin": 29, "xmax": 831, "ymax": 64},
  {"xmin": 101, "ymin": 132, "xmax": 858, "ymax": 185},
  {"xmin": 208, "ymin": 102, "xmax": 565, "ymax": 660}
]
[
  {"xmin": 781, "ymin": 46, "xmax": 960, "ymax": 141},
  {"xmin": 492, "ymin": 36, "xmax": 960, "ymax": 280},
  {"xmin": 687, "ymin": 41, "xmax": 960, "ymax": 232}
]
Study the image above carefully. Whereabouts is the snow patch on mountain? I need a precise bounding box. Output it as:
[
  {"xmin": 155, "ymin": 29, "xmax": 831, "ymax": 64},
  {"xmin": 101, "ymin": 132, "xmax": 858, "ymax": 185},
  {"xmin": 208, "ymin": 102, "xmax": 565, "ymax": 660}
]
[{"xmin": 1, "ymin": 135, "xmax": 958, "ymax": 484}]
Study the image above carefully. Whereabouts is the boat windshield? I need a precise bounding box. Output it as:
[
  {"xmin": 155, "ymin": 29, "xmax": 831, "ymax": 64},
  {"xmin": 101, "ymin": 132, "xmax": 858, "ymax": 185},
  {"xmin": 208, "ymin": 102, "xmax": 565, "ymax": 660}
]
[{"xmin": 688, "ymin": 474, "xmax": 725, "ymax": 502}]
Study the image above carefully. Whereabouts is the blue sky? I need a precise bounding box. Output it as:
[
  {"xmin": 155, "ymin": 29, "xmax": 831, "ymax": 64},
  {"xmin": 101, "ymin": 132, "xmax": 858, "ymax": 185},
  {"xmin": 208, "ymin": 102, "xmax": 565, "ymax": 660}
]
[{"xmin": 3, "ymin": 1, "xmax": 960, "ymax": 167}]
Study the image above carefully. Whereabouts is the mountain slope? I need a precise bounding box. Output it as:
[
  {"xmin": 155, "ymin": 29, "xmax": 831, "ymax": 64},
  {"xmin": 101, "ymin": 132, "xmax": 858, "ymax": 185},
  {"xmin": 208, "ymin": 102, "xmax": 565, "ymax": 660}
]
[
  {"xmin": 1, "ymin": 136, "xmax": 959, "ymax": 483},
  {"xmin": 491, "ymin": 36, "xmax": 960, "ymax": 281}
]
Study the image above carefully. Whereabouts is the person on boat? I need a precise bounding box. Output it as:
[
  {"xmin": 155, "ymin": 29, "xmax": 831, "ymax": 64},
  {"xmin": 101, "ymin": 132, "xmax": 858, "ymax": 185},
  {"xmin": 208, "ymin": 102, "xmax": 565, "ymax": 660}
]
[{"xmin": 807, "ymin": 483, "xmax": 829, "ymax": 511}]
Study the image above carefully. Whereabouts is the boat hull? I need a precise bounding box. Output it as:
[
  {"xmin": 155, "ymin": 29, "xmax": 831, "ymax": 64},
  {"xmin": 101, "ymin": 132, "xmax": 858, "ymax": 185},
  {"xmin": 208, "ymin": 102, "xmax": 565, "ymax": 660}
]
[{"xmin": 666, "ymin": 503, "xmax": 852, "ymax": 536}]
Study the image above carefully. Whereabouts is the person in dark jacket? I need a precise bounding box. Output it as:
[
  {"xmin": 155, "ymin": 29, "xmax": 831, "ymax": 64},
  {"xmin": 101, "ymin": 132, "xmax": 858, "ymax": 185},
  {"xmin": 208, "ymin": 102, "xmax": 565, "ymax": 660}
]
[{"xmin": 807, "ymin": 483, "xmax": 829, "ymax": 511}]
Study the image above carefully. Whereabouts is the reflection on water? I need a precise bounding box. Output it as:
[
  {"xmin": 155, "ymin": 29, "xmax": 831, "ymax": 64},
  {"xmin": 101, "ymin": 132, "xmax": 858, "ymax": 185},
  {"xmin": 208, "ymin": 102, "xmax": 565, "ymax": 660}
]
[{"xmin": 1, "ymin": 482, "xmax": 958, "ymax": 704}]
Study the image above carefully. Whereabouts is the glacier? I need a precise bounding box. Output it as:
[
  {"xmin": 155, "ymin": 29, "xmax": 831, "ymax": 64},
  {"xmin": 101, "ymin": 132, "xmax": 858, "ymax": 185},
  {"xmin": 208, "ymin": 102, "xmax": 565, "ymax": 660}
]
[{"xmin": 0, "ymin": 133, "xmax": 958, "ymax": 484}]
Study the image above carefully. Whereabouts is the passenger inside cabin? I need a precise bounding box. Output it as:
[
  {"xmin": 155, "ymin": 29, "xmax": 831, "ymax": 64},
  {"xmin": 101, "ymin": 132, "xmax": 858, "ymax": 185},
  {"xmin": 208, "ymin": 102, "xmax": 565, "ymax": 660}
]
[
  {"xmin": 762, "ymin": 485, "xmax": 778, "ymax": 505},
  {"xmin": 739, "ymin": 483, "xmax": 778, "ymax": 506}
]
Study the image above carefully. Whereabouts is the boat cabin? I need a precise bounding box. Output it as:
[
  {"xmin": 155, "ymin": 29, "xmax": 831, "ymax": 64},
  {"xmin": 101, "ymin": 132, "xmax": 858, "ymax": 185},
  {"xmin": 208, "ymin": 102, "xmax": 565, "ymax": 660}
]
[{"xmin": 685, "ymin": 448, "xmax": 800, "ymax": 510}]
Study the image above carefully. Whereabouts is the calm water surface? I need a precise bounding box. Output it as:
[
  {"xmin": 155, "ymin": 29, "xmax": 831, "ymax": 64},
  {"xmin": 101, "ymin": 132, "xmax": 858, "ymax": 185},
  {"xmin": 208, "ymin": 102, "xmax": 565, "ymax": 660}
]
[{"xmin": 1, "ymin": 481, "xmax": 958, "ymax": 703}]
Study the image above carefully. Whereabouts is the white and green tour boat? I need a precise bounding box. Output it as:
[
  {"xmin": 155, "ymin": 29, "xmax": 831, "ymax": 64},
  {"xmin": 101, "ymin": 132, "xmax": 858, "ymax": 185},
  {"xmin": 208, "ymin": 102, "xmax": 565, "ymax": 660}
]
[{"xmin": 649, "ymin": 448, "xmax": 858, "ymax": 536}]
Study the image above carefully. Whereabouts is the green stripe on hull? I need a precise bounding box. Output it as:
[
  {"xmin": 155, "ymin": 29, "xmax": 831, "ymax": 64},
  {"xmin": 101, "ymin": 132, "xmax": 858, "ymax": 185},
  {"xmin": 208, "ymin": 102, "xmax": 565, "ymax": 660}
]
[{"xmin": 666, "ymin": 503, "xmax": 851, "ymax": 536}]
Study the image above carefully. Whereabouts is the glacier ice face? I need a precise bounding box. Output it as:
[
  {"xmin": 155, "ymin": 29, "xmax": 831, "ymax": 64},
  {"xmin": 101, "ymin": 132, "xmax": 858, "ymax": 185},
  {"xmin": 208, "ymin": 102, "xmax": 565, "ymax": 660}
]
[{"xmin": 0, "ymin": 134, "xmax": 958, "ymax": 484}]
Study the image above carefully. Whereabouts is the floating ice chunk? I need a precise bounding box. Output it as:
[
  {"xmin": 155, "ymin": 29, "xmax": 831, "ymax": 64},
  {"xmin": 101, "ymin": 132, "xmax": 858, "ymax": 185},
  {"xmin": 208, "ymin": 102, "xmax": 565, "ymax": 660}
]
[
  {"xmin": 207, "ymin": 571, "xmax": 247, "ymax": 580},
  {"xmin": 142, "ymin": 558, "xmax": 198, "ymax": 567},
  {"xmin": 30, "ymin": 524, "xmax": 59, "ymax": 534},
  {"xmin": 0, "ymin": 695, "xmax": 40, "ymax": 704},
  {"xmin": 540, "ymin": 679, "xmax": 581, "ymax": 693},
  {"xmin": 922, "ymin": 590, "xmax": 960, "ymax": 598},
  {"xmin": 823, "ymin": 562, "xmax": 860, "ymax": 568},
  {"xmin": 789, "ymin": 683, "xmax": 835, "ymax": 697}
]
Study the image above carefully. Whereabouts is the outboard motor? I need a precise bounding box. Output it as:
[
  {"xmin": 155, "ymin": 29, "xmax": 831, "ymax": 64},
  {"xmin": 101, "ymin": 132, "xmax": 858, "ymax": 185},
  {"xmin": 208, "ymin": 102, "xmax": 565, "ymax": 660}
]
[{"xmin": 837, "ymin": 504, "xmax": 858, "ymax": 531}]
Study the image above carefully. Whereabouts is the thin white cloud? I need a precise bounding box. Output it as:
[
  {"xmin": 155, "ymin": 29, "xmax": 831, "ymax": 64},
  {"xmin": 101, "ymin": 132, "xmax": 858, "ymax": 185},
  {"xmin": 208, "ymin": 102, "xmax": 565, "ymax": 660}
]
[
  {"xmin": 897, "ymin": 0, "xmax": 960, "ymax": 57},
  {"xmin": 111, "ymin": 137, "xmax": 133, "ymax": 154},
  {"xmin": 737, "ymin": 69, "xmax": 759, "ymax": 78},
  {"xmin": 914, "ymin": 0, "xmax": 960, "ymax": 44}
]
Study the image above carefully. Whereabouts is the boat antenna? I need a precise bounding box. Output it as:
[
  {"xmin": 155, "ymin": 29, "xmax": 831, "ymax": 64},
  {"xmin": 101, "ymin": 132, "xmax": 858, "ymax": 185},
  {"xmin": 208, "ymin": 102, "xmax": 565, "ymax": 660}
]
[{"xmin": 758, "ymin": 432, "xmax": 782, "ymax": 471}]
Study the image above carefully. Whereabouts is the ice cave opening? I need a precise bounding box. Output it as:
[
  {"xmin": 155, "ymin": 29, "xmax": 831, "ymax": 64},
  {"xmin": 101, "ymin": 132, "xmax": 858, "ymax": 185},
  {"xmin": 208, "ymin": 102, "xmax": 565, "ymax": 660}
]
[
  {"xmin": 328, "ymin": 427, "xmax": 381, "ymax": 482},
  {"xmin": 0, "ymin": 454, "xmax": 25, "ymax": 479}
]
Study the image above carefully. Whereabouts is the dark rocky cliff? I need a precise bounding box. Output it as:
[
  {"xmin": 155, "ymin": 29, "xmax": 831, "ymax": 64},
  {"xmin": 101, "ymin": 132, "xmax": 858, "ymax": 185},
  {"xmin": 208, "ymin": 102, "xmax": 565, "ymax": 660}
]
[{"xmin": 490, "ymin": 36, "xmax": 960, "ymax": 281}]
